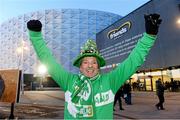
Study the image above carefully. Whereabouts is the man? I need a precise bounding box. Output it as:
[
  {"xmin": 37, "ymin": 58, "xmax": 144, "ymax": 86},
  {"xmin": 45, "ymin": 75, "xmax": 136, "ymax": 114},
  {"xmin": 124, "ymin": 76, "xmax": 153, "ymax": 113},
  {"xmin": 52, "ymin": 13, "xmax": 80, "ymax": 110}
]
[
  {"xmin": 155, "ymin": 78, "xmax": 166, "ymax": 110},
  {"xmin": 113, "ymin": 86, "xmax": 124, "ymax": 111},
  {"xmin": 27, "ymin": 13, "xmax": 162, "ymax": 119},
  {"xmin": 123, "ymin": 81, "xmax": 132, "ymax": 105}
]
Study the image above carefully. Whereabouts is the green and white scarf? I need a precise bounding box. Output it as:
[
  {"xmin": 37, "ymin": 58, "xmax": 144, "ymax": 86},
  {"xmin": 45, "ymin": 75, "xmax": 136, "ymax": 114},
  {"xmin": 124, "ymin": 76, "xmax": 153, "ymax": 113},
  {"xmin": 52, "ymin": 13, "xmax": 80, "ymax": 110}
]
[{"xmin": 70, "ymin": 73, "xmax": 100, "ymax": 118}]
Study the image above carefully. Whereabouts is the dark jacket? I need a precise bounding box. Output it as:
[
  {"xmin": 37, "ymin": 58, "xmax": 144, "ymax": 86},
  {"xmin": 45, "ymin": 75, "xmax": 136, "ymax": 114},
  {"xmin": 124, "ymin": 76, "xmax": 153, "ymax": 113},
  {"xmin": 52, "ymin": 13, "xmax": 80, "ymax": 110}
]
[
  {"xmin": 156, "ymin": 79, "xmax": 165, "ymax": 96},
  {"xmin": 115, "ymin": 87, "xmax": 124, "ymax": 98},
  {"xmin": 123, "ymin": 83, "xmax": 131, "ymax": 94}
]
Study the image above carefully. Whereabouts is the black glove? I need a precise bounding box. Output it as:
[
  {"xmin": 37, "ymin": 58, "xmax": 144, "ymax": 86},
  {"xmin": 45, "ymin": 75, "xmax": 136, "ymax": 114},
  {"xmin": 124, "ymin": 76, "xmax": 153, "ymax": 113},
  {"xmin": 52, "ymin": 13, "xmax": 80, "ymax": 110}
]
[
  {"xmin": 144, "ymin": 13, "xmax": 162, "ymax": 35},
  {"xmin": 27, "ymin": 20, "xmax": 42, "ymax": 32}
]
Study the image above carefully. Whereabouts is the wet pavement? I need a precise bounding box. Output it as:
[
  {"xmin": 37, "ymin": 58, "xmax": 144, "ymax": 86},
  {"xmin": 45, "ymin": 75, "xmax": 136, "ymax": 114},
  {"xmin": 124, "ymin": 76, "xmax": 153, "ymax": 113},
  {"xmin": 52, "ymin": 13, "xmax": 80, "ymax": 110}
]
[
  {"xmin": 0, "ymin": 91, "xmax": 65, "ymax": 119},
  {"xmin": 0, "ymin": 104, "xmax": 64, "ymax": 119},
  {"xmin": 0, "ymin": 91, "xmax": 180, "ymax": 119}
]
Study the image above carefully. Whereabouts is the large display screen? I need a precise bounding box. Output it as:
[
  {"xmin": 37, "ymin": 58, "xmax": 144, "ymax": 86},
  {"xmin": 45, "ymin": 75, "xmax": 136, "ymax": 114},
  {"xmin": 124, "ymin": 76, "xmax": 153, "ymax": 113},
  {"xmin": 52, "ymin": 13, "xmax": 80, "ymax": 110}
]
[{"xmin": 96, "ymin": 0, "xmax": 180, "ymax": 71}]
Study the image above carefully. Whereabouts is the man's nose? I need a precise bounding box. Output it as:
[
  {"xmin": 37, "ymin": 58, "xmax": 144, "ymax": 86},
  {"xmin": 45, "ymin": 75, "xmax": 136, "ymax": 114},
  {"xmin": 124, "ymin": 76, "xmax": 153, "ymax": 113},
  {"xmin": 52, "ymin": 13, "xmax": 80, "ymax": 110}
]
[{"xmin": 88, "ymin": 63, "xmax": 93, "ymax": 67}]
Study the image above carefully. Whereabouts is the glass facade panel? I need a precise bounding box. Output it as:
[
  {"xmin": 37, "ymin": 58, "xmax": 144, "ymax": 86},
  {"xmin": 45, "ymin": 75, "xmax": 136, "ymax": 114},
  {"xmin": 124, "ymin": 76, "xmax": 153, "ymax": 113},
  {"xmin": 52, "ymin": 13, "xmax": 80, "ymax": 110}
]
[{"xmin": 0, "ymin": 9, "xmax": 121, "ymax": 74}]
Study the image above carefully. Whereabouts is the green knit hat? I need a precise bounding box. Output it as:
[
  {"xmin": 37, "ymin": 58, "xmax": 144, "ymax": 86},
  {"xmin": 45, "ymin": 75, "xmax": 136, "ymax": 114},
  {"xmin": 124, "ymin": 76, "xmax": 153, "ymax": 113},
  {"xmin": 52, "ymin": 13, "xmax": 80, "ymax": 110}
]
[{"xmin": 73, "ymin": 39, "xmax": 106, "ymax": 67}]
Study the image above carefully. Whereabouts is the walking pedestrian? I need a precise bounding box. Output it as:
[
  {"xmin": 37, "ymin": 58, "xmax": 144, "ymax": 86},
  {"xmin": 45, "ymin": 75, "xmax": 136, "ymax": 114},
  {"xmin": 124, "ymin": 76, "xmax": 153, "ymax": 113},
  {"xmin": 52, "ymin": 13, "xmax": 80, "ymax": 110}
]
[
  {"xmin": 155, "ymin": 78, "xmax": 166, "ymax": 110},
  {"xmin": 114, "ymin": 86, "xmax": 124, "ymax": 111},
  {"xmin": 123, "ymin": 81, "xmax": 132, "ymax": 105}
]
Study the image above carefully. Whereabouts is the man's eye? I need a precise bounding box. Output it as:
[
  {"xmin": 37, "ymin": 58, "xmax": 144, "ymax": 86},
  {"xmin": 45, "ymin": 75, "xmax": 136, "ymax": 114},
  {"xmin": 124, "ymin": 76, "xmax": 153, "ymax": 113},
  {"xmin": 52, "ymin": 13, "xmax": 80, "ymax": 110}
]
[{"xmin": 83, "ymin": 61, "xmax": 88, "ymax": 64}]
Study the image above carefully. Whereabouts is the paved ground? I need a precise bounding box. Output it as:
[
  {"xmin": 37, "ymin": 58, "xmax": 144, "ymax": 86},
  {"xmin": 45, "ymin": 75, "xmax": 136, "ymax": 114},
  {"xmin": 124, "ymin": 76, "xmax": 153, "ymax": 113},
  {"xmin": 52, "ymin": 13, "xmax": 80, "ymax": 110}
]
[
  {"xmin": 114, "ymin": 92, "xmax": 180, "ymax": 119},
  {"xmin": 0, "ymin": 91, "xmax": 180, "ymax": 119}
]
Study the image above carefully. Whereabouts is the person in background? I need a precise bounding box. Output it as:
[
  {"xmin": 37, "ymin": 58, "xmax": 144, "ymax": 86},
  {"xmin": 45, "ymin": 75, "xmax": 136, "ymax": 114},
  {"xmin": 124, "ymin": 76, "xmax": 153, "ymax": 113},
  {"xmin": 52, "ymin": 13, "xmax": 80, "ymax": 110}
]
[
  {"xmin": 155, "ymin": 78, "xmax": 166, "ymax": 110},
  {"xmin": 27, "ymin": 13, "xmax": 162, "ymax": 119},
  {"xmin": 114, "ymin": 86, "xmax": 124, "ymax": 111},
  {"xmin": 0, "ymin": 75, "xmax": 5, "ymax": 99},
  {"xmin": 123, "ymin": 81, "xmax": 132, "ymax": 105}
]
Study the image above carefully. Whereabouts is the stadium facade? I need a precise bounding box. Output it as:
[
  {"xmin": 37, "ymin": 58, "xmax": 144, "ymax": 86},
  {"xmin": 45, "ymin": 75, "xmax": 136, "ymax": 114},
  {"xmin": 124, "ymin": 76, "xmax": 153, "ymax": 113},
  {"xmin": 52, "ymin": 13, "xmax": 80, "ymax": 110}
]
[{"xmin": 0, "ymin": 9, "xmax": 121, "ymax": 75}]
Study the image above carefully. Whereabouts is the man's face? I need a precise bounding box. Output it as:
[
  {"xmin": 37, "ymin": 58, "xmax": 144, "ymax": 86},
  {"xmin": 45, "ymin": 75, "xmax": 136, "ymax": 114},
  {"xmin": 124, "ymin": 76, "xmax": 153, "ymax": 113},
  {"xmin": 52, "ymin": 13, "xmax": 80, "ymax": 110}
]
[{"xmin": 80, "ymin": 57, "xmax": 99, "ymax": 78}]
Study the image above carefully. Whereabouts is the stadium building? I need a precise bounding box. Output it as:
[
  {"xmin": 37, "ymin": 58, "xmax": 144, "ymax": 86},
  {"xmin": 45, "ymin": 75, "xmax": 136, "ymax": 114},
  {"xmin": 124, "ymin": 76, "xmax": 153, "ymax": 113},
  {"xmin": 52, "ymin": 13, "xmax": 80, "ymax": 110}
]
[{"xmin": 0, "ymin": 9, "xmax": 121, "ymax": 88}]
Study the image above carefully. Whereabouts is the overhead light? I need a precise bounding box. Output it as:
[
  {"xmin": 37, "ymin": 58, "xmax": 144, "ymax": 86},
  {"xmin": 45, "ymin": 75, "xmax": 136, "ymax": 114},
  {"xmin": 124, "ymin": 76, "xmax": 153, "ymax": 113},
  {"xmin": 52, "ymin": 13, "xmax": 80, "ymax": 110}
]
[
  {"xmin": 177, "ymin": 18, "xmax": 180, "ymax": 24},
  {"xmin": 38, "ymin": 64, "xmax": 47, "ymax": 75}
]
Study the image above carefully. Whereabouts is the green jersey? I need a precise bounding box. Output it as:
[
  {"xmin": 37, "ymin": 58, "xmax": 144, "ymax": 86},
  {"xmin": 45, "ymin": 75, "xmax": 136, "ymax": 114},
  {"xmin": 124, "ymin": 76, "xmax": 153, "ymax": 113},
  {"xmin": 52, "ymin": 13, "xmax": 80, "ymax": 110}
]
[{"xmin": 28, "ymin": 31, "xmax": 156, "ymax": 119}]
